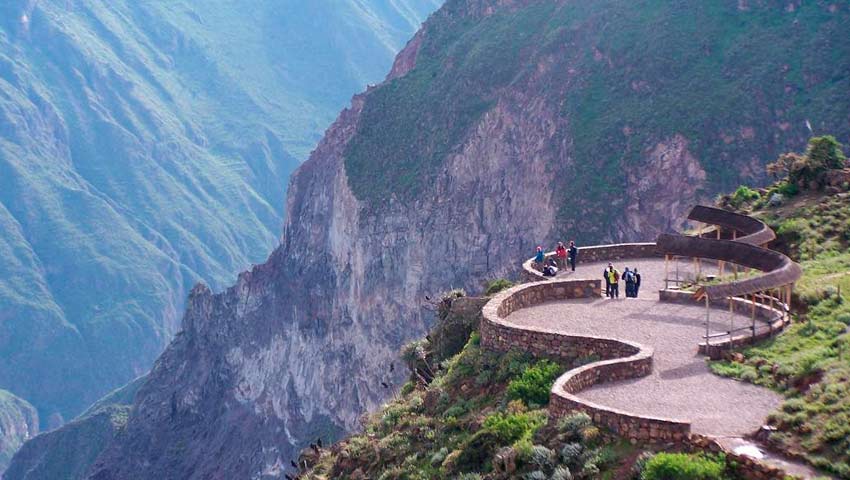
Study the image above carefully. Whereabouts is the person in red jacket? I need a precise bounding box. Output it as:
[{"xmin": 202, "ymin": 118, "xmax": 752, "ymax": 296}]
[{"xmin": 555, "ymin": 242, "xmax": 568, "ymax": 269}]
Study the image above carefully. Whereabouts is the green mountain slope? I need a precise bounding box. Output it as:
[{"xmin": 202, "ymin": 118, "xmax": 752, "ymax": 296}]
[
  {"xmin": 0, "ymin": 390, "xmax": 38, "ymax": 471},
  {"xmin": 0, "ymin": 0, "xmax": 439, "ymax": 436},
  {"xmin": 344, "ymin": 0, "xmax": 849, "ymax": 241}
]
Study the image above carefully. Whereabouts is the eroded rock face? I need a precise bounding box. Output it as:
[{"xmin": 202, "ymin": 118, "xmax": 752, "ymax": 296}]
[
  {"xmin": 622, "ymin": 135, "xmax": 708, "ymax": 237},
  {"xmin": 14, "ymin": 0, "xmax": 850, "ymax": 478}
]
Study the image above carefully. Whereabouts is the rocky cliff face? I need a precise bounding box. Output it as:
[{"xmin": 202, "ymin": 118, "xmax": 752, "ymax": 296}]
[
  {"xmin": 0, "ymin": 391, "xmax": 37, "ymax": 471},
  {"xmin": 10, "ymin": 0, "xmax": 849, "ymax": 478},
  {"xmin": 0, "ymin": 0, "xmax": 439, "ymax": 443}
]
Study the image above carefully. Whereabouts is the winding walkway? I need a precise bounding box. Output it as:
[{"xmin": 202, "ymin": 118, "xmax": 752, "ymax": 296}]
[
  {"xmin": 481, "ymin": 204, "xmax": 822, "ymax": 477},
  {"xmin": 506, "ymin": 258, "xmax": 782, "ymax": 437}
]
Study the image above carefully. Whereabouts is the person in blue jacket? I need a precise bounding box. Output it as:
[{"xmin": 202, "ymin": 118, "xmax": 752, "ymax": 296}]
[{"xmin": 534, "ymin": 246, "xmax": 545, "ymax": 265}]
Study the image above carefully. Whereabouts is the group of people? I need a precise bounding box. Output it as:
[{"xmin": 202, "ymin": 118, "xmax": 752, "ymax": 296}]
[
  {"xmin": 603, "ymin": 263, "xmax": 641, "ymax": 298},
  {"xmin": 533, "ymin": 245, "xmax": 643, "ymax": 298},
  {"xmin": 535, "ymin": 241, "xmax": 578, "ymax": 277}
]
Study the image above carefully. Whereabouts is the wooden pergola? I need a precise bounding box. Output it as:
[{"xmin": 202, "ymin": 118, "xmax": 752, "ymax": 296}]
[{"xmin": 657, "ymin": 206, "xmax": 802, "ymax": 349}]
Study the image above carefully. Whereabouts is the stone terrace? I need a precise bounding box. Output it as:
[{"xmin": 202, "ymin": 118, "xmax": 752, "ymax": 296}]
[{"xmin": 506, "ymin": 257, "xmax": 783, "ymax": 437}]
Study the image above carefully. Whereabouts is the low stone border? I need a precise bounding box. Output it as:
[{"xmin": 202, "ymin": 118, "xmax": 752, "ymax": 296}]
[
  {"xmin": 687, "ymin": 435, "xmax": 800, "ymax": 480},
  {"xmin": 480, "ymin": 278, "xmax": 691, "ymax": 443},
  {"xmin": 521, "ymin": 243, "xmax": 660, "ymax": 282},
  {"xmin": 659, "ymin": 289, "xmax": 789, "ymax": 359}
]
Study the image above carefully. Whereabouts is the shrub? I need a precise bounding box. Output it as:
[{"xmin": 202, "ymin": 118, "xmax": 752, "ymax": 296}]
[
  {"xmin": 639, "ymin": 453, "xmax": 725, "ymax": 480},
  {"xmin": 507, "ymin": 359, "xmax": 562, "ymax": 406},
  {"xmin": 768, "ymin": 136, "xmax": 847, "ymax": 188},
  {"xmin": 456, "ymin": 474, "xmax": 483, "ymax": 480},
  {"xmin": 775, "ymin": 181, "xmax": 799, "ymax": 197},
  {"xmin": 730, "ymin": 185, "xmax": 760, "ymax": 208},
  {"xmin": 453, "ymin": 430, "xmax": 501, "ymax": 473},
  {"xmin": 482, "ymin": 410, "xmax": 545, "ymax": 444},
  {"xmin": 530, "ymin": 445, "xmax": 556, "ymax": 470},
  {"xmin": 486, "ymin": 278, "xmax": 514, "ymax": 295},
  {"xmin": 552, "ymin": 466, "xmax": 573, "ymax": 480},
  {"xmin": 560, "ymin": 442, "xmax": 584, "ymax": 466},
  {"xmin": 525, "ymin": 471, "xmax": 547, "ymax": 480},
  {"xmin": 558, "ymin": 412, "xmax": 592, "ymax": 439}
]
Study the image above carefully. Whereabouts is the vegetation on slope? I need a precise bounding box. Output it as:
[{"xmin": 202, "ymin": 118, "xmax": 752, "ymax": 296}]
[
  {"xmin": 298, "ymin": 291, "xmax": 744, "ymax": 480},
  {"xmin": 0, "ymin": 390, "xmax": 37, "ymax": 470},
  {"xmin": 344, "ymin": 0, "xmax": 850, "ymax": 242},
  {"xmin": 3, "ymin": 377, "xmax": 144, "ymax": 480},
  {"xmin": 0, "ymin": 0, "xmax": 438, "ymax": 431},
  {"xmin": 710, "ymin": 136, "xmax": 850, "ymax": 478}
]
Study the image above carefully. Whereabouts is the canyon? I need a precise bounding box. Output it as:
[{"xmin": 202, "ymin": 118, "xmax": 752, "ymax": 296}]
[{"xmin": 7, "ymin": 0, "xmax": 849, "ymax": 478}]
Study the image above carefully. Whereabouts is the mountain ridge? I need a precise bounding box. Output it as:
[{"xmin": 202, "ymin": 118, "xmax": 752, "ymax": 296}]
[
  {"xmin": 7, "ymin": 0, "xmax": 849, "ymax": 478},
  {"xmin": 0, "ymin": 0, "xmax": 439, "ymax": 470}
]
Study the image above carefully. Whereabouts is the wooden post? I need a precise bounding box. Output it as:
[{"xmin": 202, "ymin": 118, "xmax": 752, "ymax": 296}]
[
  {"xmin": 705, "ymin": 294, "xmax": 711, "ymax": 348},
  {"xmin": 675, "ymin": 256, "xmax": 680, "ymax": 286},
  {"xmin": 751, "ymin": 293, "xmax": 757, "ymax": 340},
  {"xmin": 729, "ymin": 296, "xmax": 734, "ymax": 339},
  {"xmin": 694, "ymin": 257, "xmax": 699, "ymax": 284}
]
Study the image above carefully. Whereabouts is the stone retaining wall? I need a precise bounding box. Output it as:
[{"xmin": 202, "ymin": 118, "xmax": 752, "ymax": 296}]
[
  {"xmin": 480, "ymin": 279, "xmax": 692, "ymax": 444},
  {"xmin": 521, "ymin": 243, "xmax": 660, "ymax": 282},
  {"xmin": 659, "ymin": 289, "xmax": 789, "ymax": 359},
  {"xmin": 687, "ymin": 435, "xmax": 799, "ymax": 480}
]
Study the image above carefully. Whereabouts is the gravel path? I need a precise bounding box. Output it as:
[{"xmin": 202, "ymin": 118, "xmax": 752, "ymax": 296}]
[{"xmin": 507, "ymin": 258, "xmax": 783, "ymax": 437}]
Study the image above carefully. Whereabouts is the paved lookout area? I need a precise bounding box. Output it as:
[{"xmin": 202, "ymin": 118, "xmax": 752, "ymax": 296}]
[{"xmin": 506, "ymin": 258, "xmax": 783, "ymax": 437}]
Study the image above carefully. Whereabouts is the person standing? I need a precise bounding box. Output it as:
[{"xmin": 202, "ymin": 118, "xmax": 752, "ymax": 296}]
[
  {"xmin": 607, "ymin": 265, "xmax": 620, "ymax": 298},
  {"xmin": 535, "ymin": 246, "xmax": 545, "ymax": 266},
  {"xmin": 634, "ymin": 268, "xmax": 642, "ymax": 298},
  {"xmin": 568, "ymin": 241, "xmax": 578, "ymax": 272},
  {"xmin": 624, "ymin": 267, "xmax": 636, "ymax": 297},
  {"xmin": 556, "ymin": 242, "xmax": 568, "ymax": 269},
  {"xmin": 603, "ymin": 263, "xmax": 613, "ymax": 297}
]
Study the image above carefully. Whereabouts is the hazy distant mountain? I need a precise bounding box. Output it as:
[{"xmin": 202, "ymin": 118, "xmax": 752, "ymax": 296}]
[{"xmin": 0, "ymin": 0, "xmax": 440, "ymax": 442}]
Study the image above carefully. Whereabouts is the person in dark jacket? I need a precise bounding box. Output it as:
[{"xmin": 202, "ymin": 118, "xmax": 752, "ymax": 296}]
[
  {"xmin": 568, "ymin": 241, "xmax": 578, "ymax": 271},
  {"xmin": 603, "ymin": 262, "xmax": 613, "ymax": 297},
  {"xmin": 623, "ymin": 267, "xmax": 636, "ymax": 297},
  {"xmin": 634, "ymin": 268, "xmax": 642, "ymax": 298},
  {"xmin": 543, "ymin": 257, "xmax": 559, "ymax": 277}
]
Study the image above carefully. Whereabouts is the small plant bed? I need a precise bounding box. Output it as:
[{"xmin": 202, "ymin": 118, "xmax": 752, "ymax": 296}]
[{"xmin": 709, "ymin": 140, "xmax": 850, "ymax": 478}]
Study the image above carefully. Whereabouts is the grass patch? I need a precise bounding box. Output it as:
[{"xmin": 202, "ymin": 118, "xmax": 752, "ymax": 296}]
[{"xmin": 711, "ymin": 189, "xmax": 850, "ymax": 477}]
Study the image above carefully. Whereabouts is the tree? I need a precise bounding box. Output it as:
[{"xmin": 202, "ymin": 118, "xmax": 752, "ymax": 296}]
[{"xmin": 766, "ymin": 136, "xmax": 847, "ymax": 188}]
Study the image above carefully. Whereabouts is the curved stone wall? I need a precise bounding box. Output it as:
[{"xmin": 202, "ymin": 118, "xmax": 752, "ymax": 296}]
[{"xmin": 480, "ymin": 279, "xmax": 691, "ymax": 443}]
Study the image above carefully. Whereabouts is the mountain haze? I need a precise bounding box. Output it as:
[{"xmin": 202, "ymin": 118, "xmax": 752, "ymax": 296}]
[
  {"xmin": 7, "ymin": 0, "xmax": 850, "ymax": 479},
  {"xmin": 0, "ymin": 0, "xmax": 439, "ymax": 444}
]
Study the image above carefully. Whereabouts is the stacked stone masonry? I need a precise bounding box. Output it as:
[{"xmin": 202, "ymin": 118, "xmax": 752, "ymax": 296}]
[{"xmin": 480, "ymin": 278, "xmax": 691, "ymax": 444}]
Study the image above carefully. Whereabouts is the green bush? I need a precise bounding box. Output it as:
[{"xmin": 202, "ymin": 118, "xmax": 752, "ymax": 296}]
[
  {"xmin": 507, "ymin": 359, "xmax": 562, "ymax": 406},
  {"xmin": 775, "ymin": 181, "xmax": 800, "ymax": 197},
  {"xmin": 482, "ymin": 410, "xmax": 546, "ymax": 444},
  {"xmin": 486, "ymin": 278, "xmax": 515, "ymax": 295},
  {"xmin": 639, "ymin": 453, "xmax": 726, "ymax": 480},
  {"xmin": 730, "ymin": 185, "xmax": 760, "ymax": 208},
  {"xmin": 557, "ymin": 412, "xmax": 593, "ymax": 443}
]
